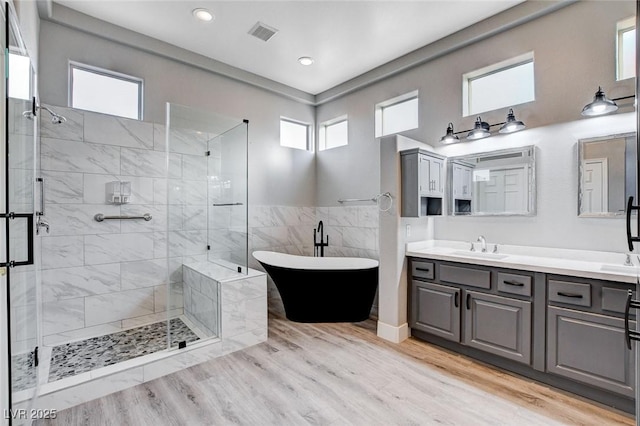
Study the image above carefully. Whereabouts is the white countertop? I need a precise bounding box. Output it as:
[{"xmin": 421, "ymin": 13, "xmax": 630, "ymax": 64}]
[{"xmin": 406, "ymin": 240, "xmax": 638, "ymax": 284}]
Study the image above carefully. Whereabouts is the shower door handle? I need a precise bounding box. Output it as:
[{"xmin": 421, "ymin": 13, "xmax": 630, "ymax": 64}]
[{"xmin": 36, "ymin": 177, "xmax": 45, "ymax": 216}]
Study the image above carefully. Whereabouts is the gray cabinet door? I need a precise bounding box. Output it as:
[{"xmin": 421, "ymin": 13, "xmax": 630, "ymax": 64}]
[
  {"xmin": 463, "ymin": 290, "xmax": 532, "ymax": 365},
  {"xmin": 411, "ymin": 281, "xmax": 460, "ymax": 342},
  {"xmin": 547, "ymin": 306, "xmax": 635, "ymax": 397}
]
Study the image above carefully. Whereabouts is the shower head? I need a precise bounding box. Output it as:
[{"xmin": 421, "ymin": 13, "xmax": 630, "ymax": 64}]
[{"xmin": 22, "ymin": 105, "xmax": 67, "ymax": 124}]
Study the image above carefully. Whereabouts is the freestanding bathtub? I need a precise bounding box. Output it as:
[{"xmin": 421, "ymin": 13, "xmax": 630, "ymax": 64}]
[{"xmin": 252, "ymin": 251, "xmax": 379, "ymax": 323}]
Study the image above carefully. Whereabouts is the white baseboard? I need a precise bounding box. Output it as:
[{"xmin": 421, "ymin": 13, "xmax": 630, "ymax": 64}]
[{"xmin": 376, "ymin": 321, "xmax": 409, "ymax": 343}]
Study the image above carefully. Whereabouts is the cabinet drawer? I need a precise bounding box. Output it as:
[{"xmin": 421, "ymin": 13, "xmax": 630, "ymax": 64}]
[
  {"xmin": 497, "ymin": 272, "xmax": 532, "ymax": 297},
  {"xmin": 548, "ymin": 280, "xmax": 591, "ymax": 307},
  {"xmin": 411, "ymin": 260, "xmax": 434, "ymax": 280},
  {"xmin": 602, "ymin": 287, "xmax": 636, "ymax": 314},
  {"xmin": 440, "ymin": 264, "xmax": 490, "ymax": 289}
]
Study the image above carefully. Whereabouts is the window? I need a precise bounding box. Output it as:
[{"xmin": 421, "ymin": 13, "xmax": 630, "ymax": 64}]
[
  {"xmin": 375, "ymin": 91, "xmax": 419, "ymax": 137},
  {"xmin": 319, "ymin": 116, "xmax": 348, "ymax": 151},
  {"xmin": 70, "ymin": 62, "xmax": 143, "ymax": 120},
  {"xmin": 8, "ymin": 52, "xmax": 31, "ymax": 100},
  {"xmin": 463, "ymin": 52, "xmax": 535, "ymax": 116},
  {"xmin": 280, "ymin": 118, "xmax": 310, "ymax": 150},
  {"xmin": 617, "ymin": 17, "xmax": 635, "ymax": 80}
]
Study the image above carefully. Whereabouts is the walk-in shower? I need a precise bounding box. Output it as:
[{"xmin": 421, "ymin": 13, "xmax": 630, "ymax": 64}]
[{"xmin": 2, "ymin": 10, "xmax": 252, "ymax": 413}]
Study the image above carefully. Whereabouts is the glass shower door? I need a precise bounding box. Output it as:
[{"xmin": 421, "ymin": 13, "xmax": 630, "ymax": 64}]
[{"xmin": 2, "ymin": 2, "xmax": 41, "ymax": 419}]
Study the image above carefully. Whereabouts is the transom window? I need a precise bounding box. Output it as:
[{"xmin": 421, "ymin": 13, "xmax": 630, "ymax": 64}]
[
  {"xmin": 8, "ymin": 52, "xmax": 31, "ymax": 100},
  {"xmin": 280, "ymin": 118, "xmax": 311, "ymax": 151},
  {"xmin": 319, "ymin": 116, "xmax": 348, "ymax": 151},
  {"xmin": 463, "ymin": 52, "xmax": 535, "ymax": 116},
  {"xmin": 70, "ymin": 62, "xmax": 143, "ymax": 120},
  {"xmin": 375, "ymin": 90, "xmax": 419, "ymax": 137},
  {"xmin": 617, "ymin": 17, "xmax": 635, "ymax": 81}
]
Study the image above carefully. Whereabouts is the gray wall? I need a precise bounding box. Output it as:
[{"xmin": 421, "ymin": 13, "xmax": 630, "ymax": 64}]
[
  {"xmin": 38, "ymin": 20, "xmax": 316, "ymax": 208},
  {"xmin": 316, "ymin": 0, "xmax": 635, "ymax": 211}
]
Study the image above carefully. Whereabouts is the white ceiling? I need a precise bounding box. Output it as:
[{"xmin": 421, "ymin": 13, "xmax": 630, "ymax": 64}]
[{"xmin": 54, "ymin": 1, "xmax": 525, "ymax": 95}]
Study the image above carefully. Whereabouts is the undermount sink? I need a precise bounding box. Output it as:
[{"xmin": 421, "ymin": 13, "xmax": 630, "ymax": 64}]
[
  {"xmin": 600, "ymin": 264, "xmax": 638, "ymax": 274},
  {"xmin": 450, "ymin": 250, "xmax": 509, "ymax": 260}
]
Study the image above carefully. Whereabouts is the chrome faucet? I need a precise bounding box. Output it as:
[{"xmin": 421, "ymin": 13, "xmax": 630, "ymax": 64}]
[
  {"xmin": 625, "ymin": 253, "xmax": 634, "ymax": 266},
  {"xmin": 477, "ymin": 235, "xmax": 487, "ymax": 253}
]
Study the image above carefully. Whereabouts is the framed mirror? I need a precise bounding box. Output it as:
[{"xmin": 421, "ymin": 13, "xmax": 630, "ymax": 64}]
[
  {"xmin": 578, "ymin": 132, "xmax": 636, "ymax": 218},
  {"xmin": 447, "ymin": 146, "xmax": 536, "ymax": 216}
]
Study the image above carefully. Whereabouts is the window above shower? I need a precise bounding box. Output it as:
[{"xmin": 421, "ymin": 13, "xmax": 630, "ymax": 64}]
[{"xmin": 69, "ymin": 61, "xmax": 143, "ymax": 120}]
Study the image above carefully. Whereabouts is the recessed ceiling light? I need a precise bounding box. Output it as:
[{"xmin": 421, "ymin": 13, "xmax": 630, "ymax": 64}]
[
  {"xmin": 298, "ymin": 57, "xmax": 314, "ymax": 66},
  {"xmin": 192, "ymin": 8, "xmax": 214, "ymax": 22}
]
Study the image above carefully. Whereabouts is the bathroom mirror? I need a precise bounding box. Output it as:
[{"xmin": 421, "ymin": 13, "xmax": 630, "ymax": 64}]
[
  {"xmin": 578, "ymin": 132, "xmax": 636, "ymax": 218},
  {"xmin": 447, "ymin": 146, "xmax": 536, "ymax": 216}
]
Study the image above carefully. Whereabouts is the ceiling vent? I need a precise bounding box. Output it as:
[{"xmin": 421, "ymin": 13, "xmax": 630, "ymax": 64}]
[{"xmin": 248, "ymin": 22, "xmax": 278, "ymax": 42}]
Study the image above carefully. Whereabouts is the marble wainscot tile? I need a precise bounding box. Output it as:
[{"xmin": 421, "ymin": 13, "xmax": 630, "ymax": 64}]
[
  {"xmin": 153, "ymin": 232, "xmax": 168, "ymax": 259},
  {"xmin": 250, "ymin": 228, "xmax": 272, "ymax": 250},
  {"xmin": 41, "ymin": 171, "xmax": 84, "ymax": 204},
  {"xmin": 153, "ymin": 178, "xmax": 168, "ymax": 204},
  {"xmin": 45, "ymin": 204, "xmax": 121, "ymax": 236},
  {"xmin": 315, "ymin": 206, "xmax": 329, "ymax": 224},
  {"xmin": 41, "ymin": 138, "xmax": 120, "ymax": 174},
  {"xmin": 248, "ymin": 205, "xmax": 276, "ymax": 227},
  {"xmin": 40, "ymin": 105, "xmax": 84, "ymax": 141},
  {"xmin": 154, "ymin": 282, "xmax": 184, "ymax": 312},
  {"xmin": 42, "ymin": 298, "xmax": 85, "ymax": 335},
  {"xmin": 221, "ymin": 328, "xmax": 267, "ymax": 355},
  {"xmin": 84, "ymin": 112, "xmax": 153, "ymax": 149},
  {"xmin": 41, "ymin": 264, "xmax": 121, "ymax": 302},
  {"xmin": 342, "ymin": 227, "xmax": 377, "ymax": 251},
  {"xmin": 168, "ymin": 205, "xmax": 184, "ymax": 231},
  {"xmin": 9, "ymin": 98, "xmax": 34, "ymax": 136},
  {"xmin": 120, "ymin": 309, "xmax": 183, "ymax": 329},
  {"xmin": 166, "ymin": 179, "xmax": 185, "ymax": 205},
  {"xmin": 154, "ymin": 124, "xmax": 208, "ymax": 155},
  {"xmin": 328, "ymin": 206, "xmax": 358, "ymax": 227},
  {"xmin": 188, "ymin": 287, "xmax": 217, "ymax": 335},
  {"xmin": 358, "ymin": 205, "xmax": 379, "ymax": 228},
  {"xmin": 85, "ymin": 287, "xmax": 155, "ymax": 326},
  {"xmin": 84, "ymin": 232, "xmax": 154, "ymax": 265},
  {"xmin": 168, "ymin": 153, "xmax": 183, "ymax": 179},
  {"xmin": 83, "ymin": 174, "xmax": 154, "ymax": 205},
  {"xmin": 41, "ymin": 235, "xmax": 84, "ymax": 269},
  {"xmin": 210, "ymin": 205, "xmax": 231, "ymax": 229},
  {"xmin": 182, "ymin": 154, "xmax": 208, "ymax": 181},
  {"xmin": 272, "ymin": 206, "xmax": 315, "ymax": 226},
  {"xmin": 121, "ymin": 258, "xmax": 169, "ymax": 290},
  {"xmin": 168, "ymin": 230, "xmax": 208, "ymax": 257}
]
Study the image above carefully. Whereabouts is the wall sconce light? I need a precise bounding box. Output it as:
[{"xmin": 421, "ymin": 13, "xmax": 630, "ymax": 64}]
[
  {"xmin": 440, "ymin": 109, "xmax": 526, "ymax": 144},
  {"xmin": 439, "ymin": 123, "xmax": 460, "ymax": 144},
  {"xmin": 581, "ymin": 86, "xmax": 635, "ymax": 116}
]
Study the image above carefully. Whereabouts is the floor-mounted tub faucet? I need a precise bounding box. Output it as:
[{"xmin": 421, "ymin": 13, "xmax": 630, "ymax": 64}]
[
  {"xmin": 314, "ymin": 221, "xmax": 329, "ymax": 257},
  {"xmin": 477, "ymin": 235, "xmax": 487, "ymax": 253}
]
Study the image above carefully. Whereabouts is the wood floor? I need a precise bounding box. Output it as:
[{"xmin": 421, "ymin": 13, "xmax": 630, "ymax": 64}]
[{"xmin": 40, "ymin": 313, "xmax": 634, "ymax": 426}]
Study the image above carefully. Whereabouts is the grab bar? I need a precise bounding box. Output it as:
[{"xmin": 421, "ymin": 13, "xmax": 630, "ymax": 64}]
[
  {"xmin": 212, "ymin": 203, "xmax": 244, "ymax": 206},
  {"xmin": 94, "ymin": 213, "xmax": 152, "ymax": 222}
]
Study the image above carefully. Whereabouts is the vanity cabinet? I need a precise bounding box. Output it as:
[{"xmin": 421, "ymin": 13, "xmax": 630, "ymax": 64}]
[
  {"xmin": 400, "ymin": 148, "xmax": 445, "ymax": 217},
  {"xmin": 409, "ymin": 260, "xmax": 533, "ymax": 365},
  {"xmin": 409, "ymin": 256, "xmax": 637, "ymax": 408},
  {"xmin": 546, "ymin": 276, "xmax": 636, "ymax": 397}
]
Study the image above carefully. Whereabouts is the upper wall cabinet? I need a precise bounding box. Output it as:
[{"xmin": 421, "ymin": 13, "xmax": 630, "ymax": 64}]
[
  {"xmin": 578, "ymin": 133, "xmax": 636, "ymax": 218},
  {"xmin": 401, "ymin": 148, "xmax": 445, "ymax": 217},
  {"xmin": 447, "ymin": 146, "xmax": 536, "ymax": 216}
]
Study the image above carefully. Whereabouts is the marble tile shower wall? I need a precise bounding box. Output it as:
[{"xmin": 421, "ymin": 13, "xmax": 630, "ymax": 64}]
[{"xmin": 39, "ymin": 104, "xmax": 208, "ymax": 346}]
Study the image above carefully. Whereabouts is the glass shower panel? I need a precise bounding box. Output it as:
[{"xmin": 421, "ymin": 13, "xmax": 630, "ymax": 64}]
[
  {"xmin": 166, "ymin": 103, "xmax": 246, "ymax": 347},
  {"xmin": 208, "ymin": 122, "xmax": 248, "ymax": 273}
]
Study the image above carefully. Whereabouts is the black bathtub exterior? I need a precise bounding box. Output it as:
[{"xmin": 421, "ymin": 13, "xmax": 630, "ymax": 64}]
[{"xmin": 258, "ymin": 262, "xmax": 378, "ymax": 323}]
